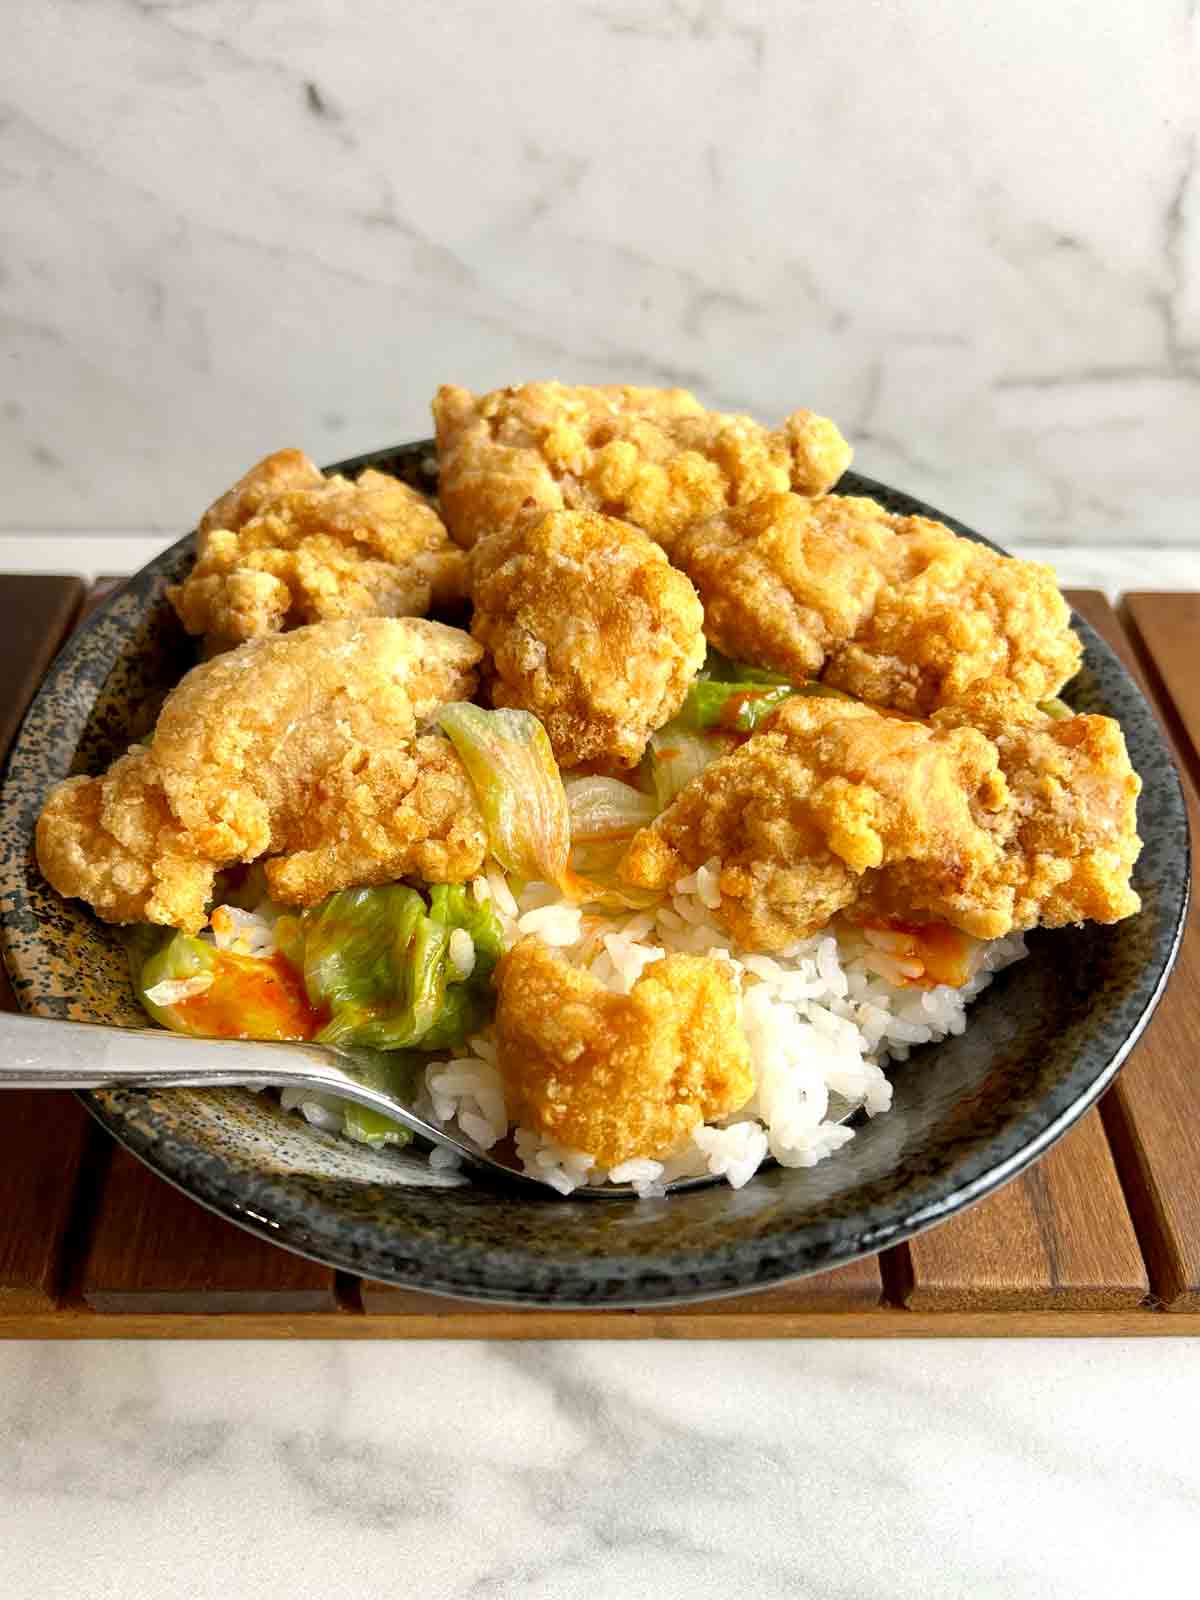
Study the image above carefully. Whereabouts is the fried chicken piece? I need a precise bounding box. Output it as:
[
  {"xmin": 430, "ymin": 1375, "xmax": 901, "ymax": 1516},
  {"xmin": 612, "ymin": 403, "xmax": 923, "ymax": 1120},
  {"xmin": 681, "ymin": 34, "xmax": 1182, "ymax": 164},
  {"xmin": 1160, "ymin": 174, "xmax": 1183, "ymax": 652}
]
[
  {"xmin": 822, "ymin": 517, "xmax": 1083, "ymax": 714},
  {"xmin": 673, "ymin": 492, "xmax": 1082, "ymax": 713},
  {"xmin": 620, "ymin": 691, "xmax": 1141, "ymax": 951},
  {"xmin": 262, "ymin": 733, "xmax": 486, "ymax": 906},
  {"xmin": 169, "ymin": 449, "xmax": 468, "ymax": 651},
  {"xmin": 673, "ymin": 492, "xmax": 899, "ymax": 680},
  {"xmin": 433, "ymin": 381, "xmax": 852, "ymax": 552},
  {"xmin": 36, "ymin": 619, "xmax": 486, "ymax": 932},
  {"xmin": 495, "ymin": 938, "xmax": 753, "ymax": 1168},
  {"xmin": 470, "ymin": 508, "xmax": 706, "ymax": 768},
  {"xmin": 151, "ymin": 618, "xmax": 484, "ymax": 875},
  {"xmin": 916, "ymin": 683, "xmax": 1143, "ymax": 931},
  {"xmin": 35, "ymin": 746, "xmax": 219, "ymax": 933}
]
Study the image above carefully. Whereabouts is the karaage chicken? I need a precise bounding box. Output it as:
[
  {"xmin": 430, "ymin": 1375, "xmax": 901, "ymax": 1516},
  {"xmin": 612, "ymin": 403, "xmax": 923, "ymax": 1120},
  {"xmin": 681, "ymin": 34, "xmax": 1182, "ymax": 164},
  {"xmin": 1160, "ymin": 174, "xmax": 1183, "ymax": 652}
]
[
  {"xmin": 494, "ymin": 937, "xmax": 753, "ymax": 1167},
  {"xmin": 620, "ymin": 690, "xmax": 1141, "ymax": 951},
  {"xmin": 469, "ymin": 508, "xmax": 706, "ymax": 768},
  {"xmin": 432, "ymin": 381, "xmax": 852, "ymax": 552},
  {"xmin": 673, "ymin": 492, "xmax": 1082, "ymax": 713},
  {"xmin": 169, "ymin": 449, "xmax": 467, "ymax": 652},
  {"xmin": 36, "ymin": 619, "xmax": 487, "ymax": 932}
]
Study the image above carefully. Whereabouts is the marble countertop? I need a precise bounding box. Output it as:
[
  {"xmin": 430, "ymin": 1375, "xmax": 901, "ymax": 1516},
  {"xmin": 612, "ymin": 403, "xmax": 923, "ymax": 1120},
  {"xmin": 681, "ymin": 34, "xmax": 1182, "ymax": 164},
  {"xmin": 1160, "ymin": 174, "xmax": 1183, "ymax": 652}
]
[
  {"xmin": 3, "ymin": 0, "xmax": 1198, "ymax": 550},
  {"xmin": 2, "ymin": 1338, "xmax": 1198, "ymax": 1598}
]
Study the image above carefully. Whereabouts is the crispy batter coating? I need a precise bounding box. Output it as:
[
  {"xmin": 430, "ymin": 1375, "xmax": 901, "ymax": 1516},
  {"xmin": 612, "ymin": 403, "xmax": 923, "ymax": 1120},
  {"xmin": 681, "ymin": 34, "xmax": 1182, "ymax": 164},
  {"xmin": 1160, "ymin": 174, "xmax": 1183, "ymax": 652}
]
[
  {"xmin": 495, "ymin": 938, "xmax": 754, "ymax": 1167},
  {"xmin": 470, "ymin": 508, "xmax": 706, "ymax": 768},
  {"xmin": 673, "ymin": 492, "xmax": 899, "ymax": 680},
  {"xmin": 262, "ymin": 733, "xmax": 487, "ymax": 907},
  {"xmin": 432, "ymin": 382, "xmax": 852, "ymax": 552},
  {"xmin": 822, "ymin": 516, "xmax": 1083, "ymax": 714},
  {"xmin": 673, "ymin": 493, "xmax": 1082, "ymax": 713},
  {"xmin": 620, "ymin": 690, "xmax": 1141, "ymax": 950},
  {"xmin": 36, "ymin": 619, "xmax": 486, "ymax": 932},
  {"xmin": 916, "ymin": 683, "xmax": 1143, "ymax": 933},
  {"xmin": 169, "ymin": 449, "xmax": 467, "ymax": 651},
  {"xmin": 36, "ymin": 747, "xmax": 218, "ymax": 934}
]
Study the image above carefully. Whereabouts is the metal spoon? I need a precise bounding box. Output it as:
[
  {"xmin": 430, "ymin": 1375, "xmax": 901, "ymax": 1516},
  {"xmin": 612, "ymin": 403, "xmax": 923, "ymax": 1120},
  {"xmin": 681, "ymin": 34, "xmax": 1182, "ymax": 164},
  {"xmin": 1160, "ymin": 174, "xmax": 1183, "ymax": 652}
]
[{"xmin": 0, "ymin": 1011, "xmax": 861, "ymax": 1198}]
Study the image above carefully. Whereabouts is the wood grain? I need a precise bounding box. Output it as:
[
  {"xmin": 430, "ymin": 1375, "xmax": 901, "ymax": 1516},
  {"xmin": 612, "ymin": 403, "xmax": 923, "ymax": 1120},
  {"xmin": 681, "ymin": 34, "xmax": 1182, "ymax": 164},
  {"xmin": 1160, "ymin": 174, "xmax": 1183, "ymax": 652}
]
[
  {"xmin": 0, "ymin": 966, "xmax": 98, "ymax": 1313},
  {"xmin": 1068, "ymin": 589, "xmax": 1200, "ymax": 1311},
  {"xmin": 0, "ymin": 1305, "xmax": 1196, "ymax": 1341},
  {"xmin": 0, "ymin": 574, "xmax": 85, "ymax": 758},
  {"xmin": 0, "ymin": 576, "xmax": 94, "ymax": 1311},
  {"xmin": 903, "ymin": 1111, "xmax": 1148, "ymax": 1310},
  {"xmin": 1123, "ymin": 593, "xmax": 1200, "ymax": 790},
  {"xmin": 79, "ymin": 1147, "xmax": 341, "ymax": 1315}
]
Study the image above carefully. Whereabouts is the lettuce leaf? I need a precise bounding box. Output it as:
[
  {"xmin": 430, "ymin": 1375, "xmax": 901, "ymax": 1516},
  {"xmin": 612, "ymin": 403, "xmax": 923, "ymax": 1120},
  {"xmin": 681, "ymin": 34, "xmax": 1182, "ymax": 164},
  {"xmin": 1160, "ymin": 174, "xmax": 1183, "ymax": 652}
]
[
  {"xmin": 128, "ymin": 926, "xmax": 323, "ymax": 1041},
  {"xmin": 437, "ymin": 703, "xmax": 570, "ymax": 887},
  {"xmin": 681, "ymin": 678, "xmax": 795, "ymax": 733},
  {"xmin": 300, "ymin": 882, "xmax": 503, "ymax": 1052},
  {"xmin": 646, "ymin": 721, "xmax": 736, "ymax": 809},
  {"xmin": 699, "ymin": 647, "xmax": 793, "ymax": 686}
]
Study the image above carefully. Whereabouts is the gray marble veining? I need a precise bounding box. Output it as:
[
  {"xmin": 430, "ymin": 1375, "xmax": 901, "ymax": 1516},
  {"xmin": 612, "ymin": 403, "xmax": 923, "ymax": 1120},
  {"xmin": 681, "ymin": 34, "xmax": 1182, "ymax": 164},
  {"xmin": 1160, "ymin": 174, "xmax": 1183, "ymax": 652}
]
[
  {"xmin": 1, "ymin": 1, "xmax": 1197, "ymax": 542},
  {"xmin": 1, "ymin": 1339, "xmax": 1198, "ymax": 1598}
]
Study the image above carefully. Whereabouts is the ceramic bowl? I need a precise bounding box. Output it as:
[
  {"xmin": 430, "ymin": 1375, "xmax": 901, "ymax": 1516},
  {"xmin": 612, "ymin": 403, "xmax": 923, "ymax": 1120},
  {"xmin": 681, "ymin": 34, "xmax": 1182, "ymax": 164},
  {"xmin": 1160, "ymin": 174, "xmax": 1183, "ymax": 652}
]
[{"xmin": 0, "ymin": 446, "xmax": 1189, "ymax": 1306}]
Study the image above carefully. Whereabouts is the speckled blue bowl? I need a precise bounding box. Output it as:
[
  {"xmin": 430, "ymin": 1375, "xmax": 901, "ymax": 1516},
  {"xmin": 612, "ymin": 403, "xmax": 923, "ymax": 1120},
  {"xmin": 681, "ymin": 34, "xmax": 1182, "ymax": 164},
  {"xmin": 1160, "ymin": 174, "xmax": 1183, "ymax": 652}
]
[{"xmin": 0, "ymin": 445, "xmax": 1189, "ymax": 1307}]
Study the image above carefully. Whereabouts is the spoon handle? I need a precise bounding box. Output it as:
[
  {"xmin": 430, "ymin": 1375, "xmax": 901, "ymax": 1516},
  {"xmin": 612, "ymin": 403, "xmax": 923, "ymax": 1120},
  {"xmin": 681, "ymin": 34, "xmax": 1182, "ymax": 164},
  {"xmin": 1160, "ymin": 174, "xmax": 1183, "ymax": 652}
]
[{"xmin": 0, "ymin": 1009, "xmax": 336, "ymax": 1090}]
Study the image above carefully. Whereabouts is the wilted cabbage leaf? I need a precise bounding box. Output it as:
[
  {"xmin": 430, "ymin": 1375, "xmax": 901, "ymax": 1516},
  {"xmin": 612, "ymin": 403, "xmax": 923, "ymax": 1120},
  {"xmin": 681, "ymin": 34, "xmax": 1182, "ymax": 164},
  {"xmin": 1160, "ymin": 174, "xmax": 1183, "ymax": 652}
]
[
  {"xmin": 437, "ymin": 703, "xmax": 570, "ymax": 887},
  {"xmin": 300, "ymin": 882, "xmax": 503, "ymax": 1052},
  {"xmin": 128, "ymin": 926, "xmax": 323, "ymax": 1041}
]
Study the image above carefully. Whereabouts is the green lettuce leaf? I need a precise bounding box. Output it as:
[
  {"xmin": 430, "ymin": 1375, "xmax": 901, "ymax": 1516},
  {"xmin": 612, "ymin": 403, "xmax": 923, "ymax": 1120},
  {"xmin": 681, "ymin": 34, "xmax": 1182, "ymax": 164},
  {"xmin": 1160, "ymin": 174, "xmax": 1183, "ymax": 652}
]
[
  {"xmin": 681, "ymin": 678, "xmax": 795, "ymax": 733},
  {"xmin": 127, "ymin": 926, "xmax": 319, "ymax": 1041},
  {"xmin": 437, "ymin": 702, "xmax": 570, "ymax": 887},
  {"xmin": 300, "ymin": 882, "xmax": 503, "ymax": 1053},
  {"xmin": 699, "ymin": 647, "xmax": 793, "ymax": 686}
]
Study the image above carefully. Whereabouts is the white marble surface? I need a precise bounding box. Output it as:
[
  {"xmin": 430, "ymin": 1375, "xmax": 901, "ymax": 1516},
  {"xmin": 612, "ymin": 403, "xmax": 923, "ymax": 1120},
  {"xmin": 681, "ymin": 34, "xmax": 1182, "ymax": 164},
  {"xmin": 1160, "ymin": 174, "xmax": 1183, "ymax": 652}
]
[
  {"xmin": 2, "ymin": 1, "xmax": 1198, "ymax": 542},
  {"xmin": 1, "ymin": 1338, "xmax": 1197, "ymax": 1599}
]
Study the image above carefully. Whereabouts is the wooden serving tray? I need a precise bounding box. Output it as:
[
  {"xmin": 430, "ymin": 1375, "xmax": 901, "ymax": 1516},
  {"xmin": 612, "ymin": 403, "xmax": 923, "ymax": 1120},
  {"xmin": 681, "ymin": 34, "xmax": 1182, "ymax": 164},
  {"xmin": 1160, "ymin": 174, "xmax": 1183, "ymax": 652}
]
[{"xmin": 1, "ymin": 576, "xmax": 1197, "ymax": 1340}]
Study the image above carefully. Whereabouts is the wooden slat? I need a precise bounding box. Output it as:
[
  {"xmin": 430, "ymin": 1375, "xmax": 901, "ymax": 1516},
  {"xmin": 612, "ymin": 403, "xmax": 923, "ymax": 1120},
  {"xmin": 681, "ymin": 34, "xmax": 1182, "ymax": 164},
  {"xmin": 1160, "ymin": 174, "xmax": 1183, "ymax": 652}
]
[
  {"xmin": 1123, "ymin": 594, "xmax": 1200, "ymax": 767},
  {"xmin": 0, "ymin": 967, "xmax": 98, "ymax": 1313},
  {"xmin": 903, "ymin": 1112, "xmax": 1148, "ymax": 1310},
  {"xmin": 667, "ymin": 1256, "xmax": 883, "ymax": 1315},
  {"xmin": 1067, "ymin": 589, "xmax": 1200, "ymax": 1311},
  {"xmin": 0, "ymin": 574, "xmax": 85, "ymax": 758},
  {"xmin": 0, "ymin": 575, "xmax": 93, "ymax": 1311},
  {"xmin": 1, "ymin": 1303, "xmax": 1198, "ymax": 1340},
  {"xmin": 79, "ymin": 1147, "xmax": 340, "ymax": 1315}
]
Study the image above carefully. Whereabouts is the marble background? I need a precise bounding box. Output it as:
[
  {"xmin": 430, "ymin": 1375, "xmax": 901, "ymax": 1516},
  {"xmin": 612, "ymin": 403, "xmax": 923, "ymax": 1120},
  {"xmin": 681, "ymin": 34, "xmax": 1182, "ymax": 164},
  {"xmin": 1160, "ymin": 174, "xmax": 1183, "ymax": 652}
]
[
  {"xmin": 3, "ymin": 0, "xmax": 1198, "ymax": 544},
  {"xmin": 3, "ymin": 1338, "xmax": 1199, "ymax": 1599}
]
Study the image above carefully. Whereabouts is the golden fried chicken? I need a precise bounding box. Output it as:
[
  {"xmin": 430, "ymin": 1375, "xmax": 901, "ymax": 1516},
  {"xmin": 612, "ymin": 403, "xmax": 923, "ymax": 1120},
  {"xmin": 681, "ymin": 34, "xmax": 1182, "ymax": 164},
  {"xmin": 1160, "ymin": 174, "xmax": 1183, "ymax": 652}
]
[
  {"xmin": 36, "ymin": 619, "xmax": 487, "ymax": 932},
  {"xmin": 673, "ymin": 492, "xmax": 1082, "ymax": 713},
  {"xmin": 822, "ymin": 517, "xmax": 1083, "ymax": 714},
  {"xmin": 494, "ymin": 937, "xmax": 753, "ymax": 1167},
  {"xmin": 920, "ymin": 683, "xmax": 1143, "ymax": 932},
  {"xmin": 470, "ymin": 508, "xmax": 706, "ymax": 768},
  {"xmin": 672, "ymin": 492, "xmax": 899, "ymax": 680},
  {"xmin": 36, "ymin": 747, "xmax": 219, "ymax": 934},
  {"xmin": 620, "ymin": 691, "xmax": 1141, "ymax": 951},
  {"xmin": 169, "ymin": 449, "xmax": 467, "ymax": 652},
  {"xmin": 432, "ymin": 381, "xmax": 852, "ymax": 552},
  {"xmin": 261, "ymin": 734, "xmax": 486, "ymax": 906}
]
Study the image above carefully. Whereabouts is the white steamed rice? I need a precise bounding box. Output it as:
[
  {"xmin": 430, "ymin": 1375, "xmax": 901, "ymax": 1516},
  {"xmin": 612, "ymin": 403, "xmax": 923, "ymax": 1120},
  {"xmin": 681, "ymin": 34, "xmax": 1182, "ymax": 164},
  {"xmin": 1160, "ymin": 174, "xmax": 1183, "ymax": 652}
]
[{"xmin": 209, "ymin": 871, "xmax": 1027, "ymax": 1198}]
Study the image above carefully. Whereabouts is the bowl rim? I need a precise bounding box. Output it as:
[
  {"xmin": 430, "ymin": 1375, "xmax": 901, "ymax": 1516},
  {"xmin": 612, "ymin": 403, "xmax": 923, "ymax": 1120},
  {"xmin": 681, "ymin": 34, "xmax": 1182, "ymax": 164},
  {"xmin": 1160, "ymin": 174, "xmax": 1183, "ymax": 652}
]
[{"xmin": 0, "ymin": 449, "xmax": 1190, "ymax": 1307}]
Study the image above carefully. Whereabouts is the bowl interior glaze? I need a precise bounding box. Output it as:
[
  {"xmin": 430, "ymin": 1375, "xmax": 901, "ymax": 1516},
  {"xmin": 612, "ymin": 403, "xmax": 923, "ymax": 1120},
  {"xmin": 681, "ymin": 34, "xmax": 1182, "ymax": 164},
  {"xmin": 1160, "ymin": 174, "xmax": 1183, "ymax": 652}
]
[{"xmin": 0, "ymin": 450, "xmax": 1189, "ymax": 1307}]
